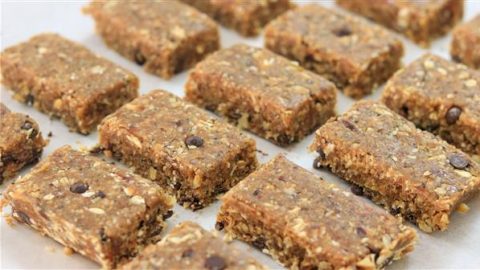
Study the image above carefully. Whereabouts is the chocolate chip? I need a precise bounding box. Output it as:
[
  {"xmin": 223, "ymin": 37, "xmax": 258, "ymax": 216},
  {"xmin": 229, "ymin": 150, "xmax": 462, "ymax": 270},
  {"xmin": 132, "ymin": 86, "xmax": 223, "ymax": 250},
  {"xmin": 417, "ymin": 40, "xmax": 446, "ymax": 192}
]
[
  {"xmin": 1, "ymin": 155, "xmax": 14, "ymax": 164},
  {"xmin": 452, "ymin": 55, "xmax": 461, "ymax": 63},
  {"xmin": 173, "ymin": 182, "xmax": 182, "ymax": 190},
  {"xmin": 70, "ymin": 182, "xmax": 89, "ymax": 194},
  {"xmin": 215, "ymin": 221, "xmax": 224, "ymax": 231},
  {"xmin": 313, "ymin": 156, "xmax": 324, "ymax": 169},
  {"xmin": 356, "ymin": 227, "xmax": 367, "ymax": 237},
  {"xmin": 316, "ymin": 148, "xmax": 326, "ymax": 159},
  {"xmin": 25, "ymin": 94, "xmax": 34, "ymax": 106},
  {"xmin": 185, "ymin": 135, "xmax": 204, "ymax": 148},
  {"xmin": 252, "ymin": 189, "xmax": 261, "ymax": 196},
  {"xmin": 134, "ymin": 50, "xmax": 146, "ymax": 66},
  {"xmin": 333, "ymin": 26, "xmax": 352, "ymax": 37},
  {"xmin": 342, "ymin": 120, "xmax": 357, "ymax": 131},
  {"xmin": 16, "ymin": 211, "xmax": 31, "ymax": 225},
  {"xmin": 400, "ymin": 105, "xmax": 409, "ymax": 117},
  {"xmin": 276, "ymin": 133, "xmax": 290, "ymax": 145},
  {"xmin": 390, "ymin": 207, "xmax": 401, "ymax": 216},
  {"xmin": 47, "ymin": 131, "xmax": 53, "ymax": 137},
  {"xmin": 182, "ymin": 249, "xmax": 194, "ymax": 258},
  {"xmin": 94, "ymin": 191, "xmax": 106, "ymax": 199},
  {"xmin": 204, "ymin": 255, "xmax": 227, "ymax": 270},
  {"xmin": 252, "ymin": 237, "xmax": 266, "ymax": 250},
  {"xmin": 162, "ymin": 210, "xmax": 174, "ymax": 220},
  {"xmin": 448, "ymin": 154, "xmax": 469, "ymax": 170},
  {"xmin": 406, "ymin": 213, "xmax": 417, "ymax": 224},
  {"xmin": 446, "ymin": 106, "xmax": 462, "ymax": 125},
  {"xmin": 99, "ymin": 228, "xmax": 108, "ymax": 242},
  {"xmin": 21, "ymin": 121, "xmax": 33, "ymax": 130},
  {"xmin": 350, "ymin": 185, "xmax": 363, "ymax": 196}
]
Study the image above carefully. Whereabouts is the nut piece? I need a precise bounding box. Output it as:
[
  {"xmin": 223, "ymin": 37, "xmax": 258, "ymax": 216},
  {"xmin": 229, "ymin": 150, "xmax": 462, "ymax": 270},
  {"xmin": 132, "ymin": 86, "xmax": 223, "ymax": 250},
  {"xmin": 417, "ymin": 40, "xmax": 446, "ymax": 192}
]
[{"xmin": 445, "ymin": 106, "xmax": 462, "ymax": 125}]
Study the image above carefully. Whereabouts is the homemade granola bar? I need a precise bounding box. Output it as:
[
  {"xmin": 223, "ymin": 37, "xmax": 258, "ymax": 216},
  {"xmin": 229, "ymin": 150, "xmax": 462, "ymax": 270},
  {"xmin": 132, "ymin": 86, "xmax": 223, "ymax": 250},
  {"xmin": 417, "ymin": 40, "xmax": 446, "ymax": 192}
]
[
  {"xmin": 337, "ymin": 0, "xmax": 464, "ymax": 47},
  {"xmin": 2, "ymin": 146, "xmax": 174, "ymax": 269},
  {"xmin": 451, "ymin": 15, "xmax": 480, "ymax": 69},
  {"xmin": 382, "ymin": 54, "xmax": 480, "ymax": 156},
  {"xmin": 122, "ymin": 222, "xmax": 266, "ymax": 270},
  {"xmin": 216, "ymin": 155, "xmax": 416, "ymax": 269},
  {"xmin": 0, "ymin": 33, "xmax": 139, "ymax": 134},
  {"xmin": 0, "ymin": 103, "xmax": 46, "ymax": 183},
  {"xmin": 264, "ymin": 4, "xmax": 403, "ymax": 99},
  {"xmin": 185, "ymin": 44, "xmax": 337, "ymax": 146},
  {"xmin": 98, "ymin": 90, "xmax": 257, "ymax": 210},
  {"xmin": 180, "ymin": 0, "xmax": 292, "ymax": 36},
  {"xmin": 84, "ymin": 0, "xmax": 219, "ymax": 79},
  {"xmin": 310, "ymin": 101, "xmax": 480, "ymax": 232}
]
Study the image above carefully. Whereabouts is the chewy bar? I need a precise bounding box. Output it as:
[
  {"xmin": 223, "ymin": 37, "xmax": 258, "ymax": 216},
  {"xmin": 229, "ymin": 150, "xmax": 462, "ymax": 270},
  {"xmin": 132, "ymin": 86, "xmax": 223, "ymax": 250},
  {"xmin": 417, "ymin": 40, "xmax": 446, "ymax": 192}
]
[
  {"xmin": 180, "ymin": 0, "xmax": 292, "ymax": 37},
  {"xmin": 383, "ymin": 54, "xmax": 480, "ymax": 156},
  {"xmin": 216, "ymin": 155, "xmax": 417, "ymax": 269},
  {"xmin": 185, "ymin": 44, "xmax": 337, "ymax": 146},
  {"xmin": 0, "ymin": 33, "xmax": 139, "ymax": 134},
  {"xmin": 98, "ymin": 90, "xmax": 258, "ymax": 210},
  {"xmin": 337, "ymin": 0, "xmax": 464, "ymax": 47},
  {"xmin": 122, "ymin": 222, "xmax": 266, "ymax": 270},
  {"xmin": 310, "ymin": 101, "xmax": 480, "ymax": 232},
  {"xmin": 2, "ymin": 146, "xmax": 175, "ymax": 268},
  {"xmin": 0, "ymin": 103, "xmax": 46, "ymax": 183},
  {"xmin": 451, "ymin": 15, "xmax": 480, "ymax": 69},
  {"xmin": 264, "ymin": 4, "xmax": 403, "ymax": 99},
  {"xmin": 84, "ymin": 0, "xmax": 219, "ymax": 79}
]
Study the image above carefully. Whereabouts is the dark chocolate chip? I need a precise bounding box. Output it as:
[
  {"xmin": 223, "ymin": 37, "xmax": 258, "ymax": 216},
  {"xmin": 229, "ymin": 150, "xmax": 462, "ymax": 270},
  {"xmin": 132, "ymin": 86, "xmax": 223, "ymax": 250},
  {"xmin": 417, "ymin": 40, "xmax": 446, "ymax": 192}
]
[
  {"xmin": 390, "ymin": 207, "xmax": 401, "ymax": 216},
  {"xmin": 452, "ymin": 54, "xmax": 461, "ymax": 63},
  {"xmin": 333, "ymin": 26, "xmax": 352, "ymax": 37},
  {"xmin": 99, "ymin": 228, "xmax": 108, "ymax": 242},
  {"xmin": 276, "ymin": 134, "xmax": 290, "ymax": 145},
  {"xmin": 25, "ymin": 94, "xmax": 34, "ymax": 106},
  {"xmin": 94, "ymin": 191, "xmax": 106, "ymax": 199},
  {"xmin": 1, "ymin": 155, "xmax": 14, "ymax": 164},
  {"xmin": 448, "ymin": 154, "xmax": 469, "ymax": 170},
  {"xmin": 356, "ymin": 227, "xmax": 367, "ymax": 237},
  {"xmin": 162, "ymin": 210, "xmax": 174, "ymax": 220},
  {"xmin": 134, "ymin": 50, "xmax": 146, "ymax": 66},
  {"xmin": 173, "ymin": 182, "xmax": 182, "ymax": 190},
  {"xmin": 313, "ymin": 156, "xmax": 324, "ymax": 169},
  {"xmin": 252, "ymin": 237, "xmax": 266, "ymax": 250},
  {"xmin": 204, "ymin": 255, "xmax": 227, "ymax": 270},
  {"xmin": 446, "ymin": 106, "xmax": 462, "ymax": 125},
  {"xmin": 350, "ymin": 185, "xmax": 363, "ymax": 196},
  {"xmin": 185, "ymin": 135, "xmax": 204, "ymax": 148},
  {"xmin": 215, "ymin": 221, "xmax": 224, "ymax": 231},
  {"xmin": 21, "ymin": 121, "xmax": 33, "ymax": 130},
  {"xmin": 368, "ymin": 246, "xmax": 381, "ymax": 260},
  {"xmin": 316, "ymin": 148, "xmax": 326, "ymax": 159},
  {"xmin": 16, "ymin": 211, "xmax": 31, "ymax": 225},
  {"xmin": 182, "ymin": 248, "xmax": 194, "ymax": 258},
  {"xmin": 252, "ymin": 189, "xmax": 261, "ymax": 196},
  {"xmin": 342, "ymin": 120, "xmax": 357, "ymax": 131},
  {"xmin": 47, "ymin": 131, "xmax": 53, "ymax": 137},
  {"xmin": 70, "ymin": 182, "xmax": 89, "ymax": 194},
  {"xmin": 400, "ymin": 105, "xmax": 409, "ymax": 117}
]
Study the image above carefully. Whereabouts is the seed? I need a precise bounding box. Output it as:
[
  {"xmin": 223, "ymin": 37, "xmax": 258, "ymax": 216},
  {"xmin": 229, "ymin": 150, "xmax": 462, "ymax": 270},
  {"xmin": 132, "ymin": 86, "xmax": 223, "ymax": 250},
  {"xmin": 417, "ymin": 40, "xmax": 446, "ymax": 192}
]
[
  {"xmin": 185, "ymin": 135, "xmax": 204, "ymax": 148},
  {"xmin": 351, "ymin": 185, "xmax": 364, "ymax": 196},
  {"xmin": 70, "ymin": 182, "xmax": 89, "ymax": 194},
  {"xmin": 93, "ymin": 191, "xmax": 106, "ymax": 199},
  {"xmin": 204, "ymin": 255, "xmax": 227, "ymax": 270},
  {"xmin": 448, "ymin": 154, "xmax": 469, "ymax": 169},
  {"xmin": 356, "ymin": 227, "xmax": 367, "ymax": 237},
  {"xmin": 342, "ymin": 120, "xmax": 357, "ymax": 131},
  {"xmin": 333, "ymin": 26, "xmax": 352, "ymax": 37},
  {"xmin": 252, "ymin": 189, "xmax": 261, "ymax": 196},
  {"xmin": 252, "ymin": 237, "xmax": 266, "ymax": 250},
  {"xmin": 445, "ymin": 106, "xmax": 462, "ymax": 125}
]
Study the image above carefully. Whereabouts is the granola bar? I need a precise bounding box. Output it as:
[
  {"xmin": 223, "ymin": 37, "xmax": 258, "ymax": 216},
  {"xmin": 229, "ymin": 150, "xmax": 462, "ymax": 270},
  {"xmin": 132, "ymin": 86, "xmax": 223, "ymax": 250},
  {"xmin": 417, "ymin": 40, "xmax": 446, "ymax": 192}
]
[
  {"xmin": 310, "ymin": 101, "xmax": 480, "ymax": 232},
  {"xmin": 2, "ymin": 146, "xmax": 174, "ymax": 268},
  {"xmin": 84, "ymin": 0, "xmax": 220, "ymax": 79},
  {"xmin": 337, "ymin": 0, "xmax": 464, "ymax": 47},
  {"xmin": 0, "ymin": 103, "xmax": 46, "ymax": 183},
  {"xmin": 0, "ymin": 33, "xmax": 139, "ymax": 134},
  {"xmin": 264, "ymin": 4, "xmax": 403, "ymax": 99},
  {"xmin": 451, "ymin": 15, "xmax": 480, "ymax": 69},
  {"xmin": 98, "ymin": 90, "xmax": 257, "ymax": 210},
  {"xmin": 216, "ymin": 155, "xmax": 417, "ymax": 269},
  {"xmin": 185, "ymin": 44, "xmax": 337, "ymax": 146},
  {"xmin": 180, "ymin": 0, "xmax": 292, "ymax": 36},
  {"xmin": 382, "ymin": 54, "xmax": 480, "ymax": 157},
  {"xmin": 122, "ymin": 222, "xmax": 266, "ymax": 270}
]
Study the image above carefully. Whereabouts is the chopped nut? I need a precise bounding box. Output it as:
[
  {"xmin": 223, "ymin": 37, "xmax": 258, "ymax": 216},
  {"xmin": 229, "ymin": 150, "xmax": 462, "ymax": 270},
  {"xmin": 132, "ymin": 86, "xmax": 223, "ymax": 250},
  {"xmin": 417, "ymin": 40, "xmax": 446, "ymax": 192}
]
[
  {"xmin": 457, "ymin": 203, "xmax": 470, "ymax": 213},
  {"xmin": 88, "ymin": 208, "xmax": 105, "ymax": 215}
]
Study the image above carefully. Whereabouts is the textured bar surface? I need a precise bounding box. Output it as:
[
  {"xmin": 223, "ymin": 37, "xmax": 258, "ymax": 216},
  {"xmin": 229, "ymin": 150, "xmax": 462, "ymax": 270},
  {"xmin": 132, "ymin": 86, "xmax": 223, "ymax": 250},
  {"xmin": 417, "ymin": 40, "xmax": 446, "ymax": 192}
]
[
  {"xmin": 0, "ymin": 103, "xmax": 46, "ymax": 183},
  {"xmin": 451, "ymin": 14, "xmax": 480, "ymax": 69},
  {"xmin": 0, "ymin": 33, "xmax": 139, "ymax": 134},
  {"xmin": 383, "ymin": 54, "xmax": 480, "ymax": 157},
  {"xmin": 310, "ymin": 101, "xmax": 480, "ymax": 232},
  {"xmin": 337, "ymin": 0, "xmax": 464, "ymax": 47},
  {"xmin": 84, "ymin": 0, "xmax": 219, "ymax": 79},
  {"xmin": 185, "ymin": 44, "xmax": 336, "ymax": 146},
  {"xmin": 3, "ymin": 146, "xmax": 174, "ymax": 268},
  {"xmin": 217, "ymin": 155, "xmax": 417, "ymax": 269},
  {"xmin": 99, "ymin": 90, "xmax": 257, "ymax": 210},
  {"xmin": 264, "ymin": 4, "xmax": 403, "ymax": 99},
  {"xmin": 122, "ymin": 222, "xmax": 266, "ymax": 270},
  {"xmin": 180, "ymin": 0, "xmax": 291, "ymax": 36}
]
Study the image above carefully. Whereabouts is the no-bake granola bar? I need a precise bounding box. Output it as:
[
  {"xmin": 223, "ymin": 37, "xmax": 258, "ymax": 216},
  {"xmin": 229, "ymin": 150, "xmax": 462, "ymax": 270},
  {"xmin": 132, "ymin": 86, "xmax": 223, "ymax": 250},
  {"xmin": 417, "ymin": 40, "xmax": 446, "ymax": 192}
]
[
  {"xmin": 310, "ymin": 101, "xmax": 480, "ymax": 232},
  {"xmin": 98, "ymin": 90, "xmax": 257, "ymax": 210},
  {"xmin": 2, "ymin": 146, "xmax": 174, "ymax": 268},
  {"xmin": 122, "ymin": 222, "xmax": 266, "ymax": 270},
  {"xmin": 217, "ymin": 155, "xmax": 417, "ymax": 269},
  {"xmin": 185, "ymin": 44, "xmax": 337, "ymax": 146},
  {"xmin": 337, "ymin": 0, "xmax": 464, "ymax": 47},
  {"xmin": 382, "ymin": 54, "xmax": 480, "ymax": 157},
  {"xmin": 451, "ymin": 15, "xmax": 480, "ymax": 69},
  {"xmin": 264, "ymin": 4, "xmax": 403, "ymax": 99},
  {"xmin": 0, "ymin": 33, "xmax": 139, "ymax": 134},
  {"xmin": 84, "ymin": 0, "xmax": 220, "ymax": 79},
  {"xmin": 180, "ymin": 0, "xmax": 292, "ymax": 36},
  {"xmin": 0, "ymin": 103, "xmax": 46, "ymax": 183}
]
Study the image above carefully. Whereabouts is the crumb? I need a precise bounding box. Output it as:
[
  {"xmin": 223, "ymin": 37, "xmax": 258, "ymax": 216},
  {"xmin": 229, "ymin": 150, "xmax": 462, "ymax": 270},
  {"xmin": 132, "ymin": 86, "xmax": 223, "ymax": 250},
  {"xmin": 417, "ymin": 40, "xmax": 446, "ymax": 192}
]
[
  {"xmin": 64, "ymin": 247, "xmax": 74, "ymax": 256},
  {"xmin": 47, "ymin": 131, "xmax": 53, "ymax": 137}
]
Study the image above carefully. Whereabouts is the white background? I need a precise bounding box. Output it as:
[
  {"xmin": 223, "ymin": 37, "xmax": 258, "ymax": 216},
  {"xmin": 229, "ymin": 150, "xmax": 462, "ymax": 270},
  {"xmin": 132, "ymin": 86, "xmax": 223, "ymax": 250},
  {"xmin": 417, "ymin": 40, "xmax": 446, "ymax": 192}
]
[{"xmin": 1, "ymin": 0, "xmax": 479, "ymax": 269}]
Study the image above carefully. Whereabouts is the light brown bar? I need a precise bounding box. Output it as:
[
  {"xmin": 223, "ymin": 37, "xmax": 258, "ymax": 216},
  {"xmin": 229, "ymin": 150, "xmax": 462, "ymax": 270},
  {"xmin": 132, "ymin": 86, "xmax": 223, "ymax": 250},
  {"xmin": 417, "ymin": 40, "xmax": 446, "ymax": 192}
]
[{"xmin": 451, "ymin": 15, "xmax": 480, "ymax": 69}]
